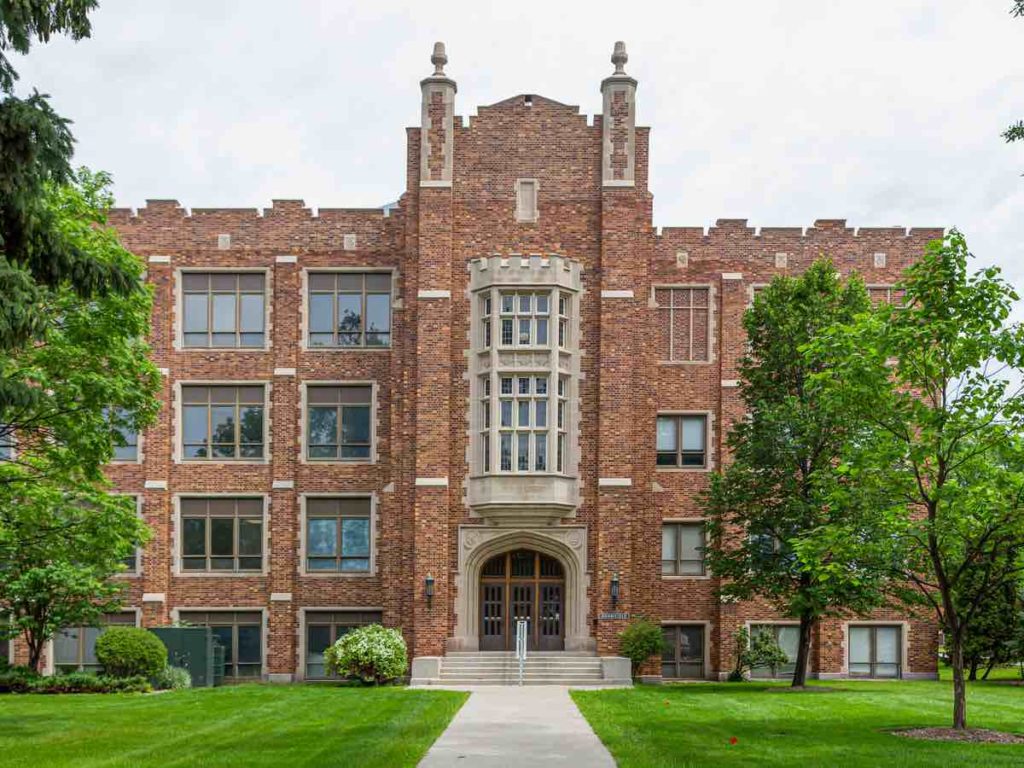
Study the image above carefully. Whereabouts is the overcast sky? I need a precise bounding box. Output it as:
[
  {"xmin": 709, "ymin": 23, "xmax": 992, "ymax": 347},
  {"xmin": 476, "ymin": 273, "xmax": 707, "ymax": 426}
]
[{"xmin": 11, "ymin": 0, "xmax": 1024, "ymax": 309}]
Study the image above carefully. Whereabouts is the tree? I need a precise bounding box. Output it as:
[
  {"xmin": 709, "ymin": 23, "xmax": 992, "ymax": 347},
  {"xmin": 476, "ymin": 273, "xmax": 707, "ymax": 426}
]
[
  {"xmin": 957, "ymin": 548, "xmax": 1022, "ymax": 680},
  {"xmin": 812, "ymin": 231, "xmax": 1024, "ymax": 729},
  {"xmin": 1, "ymin": 1, "xmax": 139, "ymax": 415},
  {"xmin": 728, "ymin": 627, "xmax": 790, "ymax": 682},
  {"xmin": 705, "ymin": 260, "xmax": 895, "ymax": 687},
  {"xmin": 0, "ymin": 481, "xmax": 147, "ymax": 670},
  {"xmin": 0, "ymin": 171, "xmax": 159, "ymax": 670},
  {"xmin": 1004, "ymin": 3, "xmax": 1024, "ymax": 144}
]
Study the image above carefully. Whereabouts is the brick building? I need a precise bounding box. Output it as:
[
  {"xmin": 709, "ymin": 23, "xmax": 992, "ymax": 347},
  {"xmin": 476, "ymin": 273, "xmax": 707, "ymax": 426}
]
[{"xmin": 8, "ymin": 42, "xmax": 939, "ymax": 682}]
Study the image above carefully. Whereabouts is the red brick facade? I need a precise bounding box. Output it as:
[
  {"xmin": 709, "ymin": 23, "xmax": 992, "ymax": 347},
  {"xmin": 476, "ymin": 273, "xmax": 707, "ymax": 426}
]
[{"xmin": 10, "ymin": 44, "xmax": 939, "ymax": 681}]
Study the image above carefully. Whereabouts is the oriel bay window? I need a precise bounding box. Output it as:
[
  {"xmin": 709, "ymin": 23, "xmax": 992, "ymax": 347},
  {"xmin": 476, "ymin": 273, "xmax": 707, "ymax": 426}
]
[
  {"xmin": 849, "ymin": 625, "xmax": 901, "ymax": 678},
  {"xmin": 182, "ymin": 272, "xmax": 265, "ymax": 348},
  {"xmin": 306, "ymin": 385, "xmax": 372, "ymax": 460},
  {"xmin": 304, "ymin": 497, "xmax": 372, "ymax": 572},
  {"xmin": 661, "ymin": 522, "xmax": 706, "ymax": 575},
  {"xmin": 497, "ymin": 375, "xmax": 549, "ymax": 472},
  {"xmin": 308, "ymin": 272, "xmax": 391, "ymax": 348},
  {"xmin": 180, "ymin": 497, "xmax": 264, "ymax": 573},
  {"xmin": 305, "ymin": 611, "xmax": 382, "ymax": 678},
  {"xmin": 181, "ymin": 385, "xmax": 265, "ymax": 460},
  {"xmin": 179, "ymin": 611, "xmax": 262, "ymax": 679},
  {"xmin": 54, "ymin": 613, "xmax": 136, "ymax": 673},
  {"xmin": 656, "ymin": 414, "xmax": 707, "ymax": 468}
]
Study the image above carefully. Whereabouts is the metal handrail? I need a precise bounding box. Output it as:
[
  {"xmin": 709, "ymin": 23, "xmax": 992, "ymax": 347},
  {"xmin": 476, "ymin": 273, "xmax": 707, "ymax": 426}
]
[{"xmin": 515, "ymin": 618, "xmax": 528, "ymax": 686}]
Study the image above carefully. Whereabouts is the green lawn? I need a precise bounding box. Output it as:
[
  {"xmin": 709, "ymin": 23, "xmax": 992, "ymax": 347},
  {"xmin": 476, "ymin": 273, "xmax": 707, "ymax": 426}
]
[
  {"xmin": 0, "ymin": 684, "xmax": 467, "ymax": 768},
  {"xmin": 572, "ymin": 680, "xmax": 1024, "ymax": 767}
]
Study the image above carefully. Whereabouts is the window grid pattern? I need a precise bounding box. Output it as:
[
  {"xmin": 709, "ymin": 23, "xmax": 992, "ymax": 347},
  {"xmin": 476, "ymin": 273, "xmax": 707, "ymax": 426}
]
[
  {"xmin": 499, "ymin": 292, "xmax": 550, "ymax": 348},
  {"xmin": 182, "ymin": 386, "xmax": 264, "ymax": 460},
  {"xmin": 308, "ymin": 272, "xmax": 391, "ymax": 348},
  {"xmin": 849, "ymin": 625, "xmax": 901, "ymax": 678},
  {"xmin": 654, "ymin": 287, "xmax": 710, "ymax": 362},
  {"xmin": 661, "ymin": 522, "xmax": 706, "ymax": 575},
  {"xmin": 656, "ymin": 414, "xmax": 708, "ymax": 468},
  {"xmin": 305, "ymin": 497, "xmax": 372, "ymax": 572},
  {"xmin": 306, "ymin": 385, "xmax": 372, "ymax": 461},
  {"xmin": 181, "ymin": 497, "xmax": 263, "ymax": 573},
  {"xmin": 179, "ymin": 611, "xmax": 262, "ymax": 679},
  {"xmin": 498, "ymin": 375, "xmax": 549, "ymax": 473},
  {"xmin": 305, "ymin": 611, "xmax": 382, "ymax": 678},
  {"xmin": 54, "ymin": 613, "xmax": 135, "ymax": 673},
  {"xmin": 182, "ymin": 272, "xmax": 265, "ymax": 348}
]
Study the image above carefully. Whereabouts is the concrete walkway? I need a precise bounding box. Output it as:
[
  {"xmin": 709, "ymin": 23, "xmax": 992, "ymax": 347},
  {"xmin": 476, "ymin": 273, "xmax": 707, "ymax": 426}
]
[{"xmin": 418, "ymin": 686, "xmax": 616, "ymax": 767}]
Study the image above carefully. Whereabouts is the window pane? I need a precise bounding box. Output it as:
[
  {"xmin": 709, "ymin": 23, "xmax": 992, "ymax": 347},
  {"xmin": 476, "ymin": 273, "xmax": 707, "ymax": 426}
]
[
  {"xmin": 342, "ymin": 405, "xmax": 370, "ymax": 446},
  {"xmin": 307, "ymin": 625, "xmax": 331, "ymax": 657},
  {"xmin": 337, "ymin": 294, "xmax": 361, "ymax": 333},
  {"xmin": 849, "ymin": 627, "xmax": 871, "ymax": 664},
  {"xmin": 517, "ymin": 433, "xmax": 530, "ymax": 471},
  {"xmin": 210, "ymin": 518, "xmax": 234, "ymax": 557},
  {"xmin": 211, "ymin": 294, "xmax": 236, "ymax": 333},
  {"xmin": 309, "ymin": 293, "xmax": 334, "ymax": 334},
  {"xmin": 681, "ymin": 524, "xmax": 703, "ymax": 561},
  {"xmin": 210, "ymin": 406, "xmax": 235, "ymax": 445},
  {"xmin": 239, "ymin": 406, "xmax": 263, "ymax": 445},
  {"xmin": 500, "ymin": 433, "xmax": 512, "ymax": 471},
  {"xmin": 83, "ymin": 627, "xmax": 102, "ymax": 666},
  {"xmin": 183, "ymin": 294, "xmax": 208, "ymax": 333},
  {"xmin": 682, "ymin": 417, "xmax": 705, "ymax": 451},
  {"xmin": 536, "ymin": 317, "xmax": 548, "ymax": 345},
  {"xmin": 656, "ymin": 417, "xmax": 677, "ymax": 451},
  {"xmin": 183, "ymin": 406, "xmax": 208, "ymax": 446},
  {"xmin": 307, "ymin": 518, "xmax": 338, "ymax": 557},
  {"xmin": 500, "ymin": 401, "xmax": 512, "ymax": 428},
  {"xmin": 342, "ymin": 518, "xmax": 370, "ymax": 557},
  {"xmin": 54, "ymin": 628, "xmax": 79, "ymax": 665},
  {"xmin": 308, "ymin": 407, "xmax": 338, "ymax": 454},
  {"xmin": 238, "ymin": 518, "xmax": 262, "ymax": 557},
  {"xmin": 535, "ymin": 401, "xmax": 547, "ymax": 428},
  {"xmin": 876, "ymin": 627, "xmax": 899, "ymax": 664},
  {"xmin": 365, "ymin": 293, "xmax": 390, "ymax": 333},
  {"xmin": 661, "ymin": 526, "xmax": 677, "ymax": 562},
  {"xmin": 518, "ymin": 401, "xmax": 530, "ymax": 428},
  {"xmin": 776, "ymin": 626, "xmax": 800, "ymax": 663},
  {"xmin": 535, "ymin": 433, "xmax": 547, "ymax": 471},
  {"xmin": 236, "ymin": 626, "xmax": 261, "ymax": 664},
  {"xmin": 239, "ymin": 294, "xmax": 264, "ymax": 333},
  {"xmin": 211, "ymin": 627, "xmax": 233, "ymax": 664},
  {"xmin": 183, "ymin": 518, "xmax": 206, "ymax": 556}
]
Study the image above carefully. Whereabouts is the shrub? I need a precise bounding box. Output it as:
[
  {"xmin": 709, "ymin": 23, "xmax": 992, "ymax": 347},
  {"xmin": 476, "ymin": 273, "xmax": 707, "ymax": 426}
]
[
  {"xmin": 0, "ymin": 665, "xmax": 41, "ymax": 693},
  {"xmin": 618, "ymin": 618, "xmax": 667, "ymax": 677},
  {"xmin": 95, "ymin": 627, "xmax": 167, "ymax": 678},
  {"xmin": 324, "ymin": 624, "xmax": 407, "ymax": 685},
  {"xmin": 29, "ymin": 674, "xmax": 151, "ymax": 694},
  {"xmin": 153, "ymin": 665, "xmax": 192, "ymax": 690},
  {"xmin": 728, "ymin": 627, "xmax": 790, "ymax": 681}
]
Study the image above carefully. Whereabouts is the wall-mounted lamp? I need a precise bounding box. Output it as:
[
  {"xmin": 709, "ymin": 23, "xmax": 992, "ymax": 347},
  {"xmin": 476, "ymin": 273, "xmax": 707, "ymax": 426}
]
[
  {"xmin": 610, "ymin": 572, "xmax": 620, "ymax": 609},
  {"xmin": 425, "ymin": 574, "xmax": 435, "ymax": 608}
]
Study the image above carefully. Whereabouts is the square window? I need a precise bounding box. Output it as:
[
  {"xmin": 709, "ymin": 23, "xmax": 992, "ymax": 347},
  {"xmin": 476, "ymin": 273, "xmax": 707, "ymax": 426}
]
[{"xmin": 182, "ymin": 273, "xmax": 265, "ymax": 348}]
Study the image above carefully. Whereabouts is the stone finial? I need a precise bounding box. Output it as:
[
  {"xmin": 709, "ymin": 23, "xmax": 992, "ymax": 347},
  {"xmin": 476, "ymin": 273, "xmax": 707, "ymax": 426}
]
[
  {"xmin": 611, "ymin": 41, "xmax": 628, "ymax": 75},
  {"xmin": 431, "ymin": 41, "xmax": 448, "ymax": 76}
]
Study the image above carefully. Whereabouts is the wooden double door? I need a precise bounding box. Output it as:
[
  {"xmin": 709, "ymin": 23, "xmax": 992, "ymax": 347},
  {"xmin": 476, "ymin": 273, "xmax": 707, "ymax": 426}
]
[{"xmin": 480, "ymin": 550, "xmax": 565, "ymax": 651}]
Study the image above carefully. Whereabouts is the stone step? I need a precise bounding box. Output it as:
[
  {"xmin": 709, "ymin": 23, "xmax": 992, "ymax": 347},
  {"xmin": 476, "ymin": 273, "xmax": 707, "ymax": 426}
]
[
  {"xmin": 436, "ymin": 677, "xmax": 611, "ymax": 686},
  {"xmin": 440, "ymin": 668, "xmax": 603, "ymax": 677},
  {"xmin": 444, "ymin": 651, "xmax": 596, "ymax": 657}
]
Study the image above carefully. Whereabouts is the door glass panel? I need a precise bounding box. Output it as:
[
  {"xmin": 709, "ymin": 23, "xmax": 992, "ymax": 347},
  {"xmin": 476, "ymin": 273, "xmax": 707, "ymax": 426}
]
[
  {"xmin": 876, "ymin": 627, "xmax": 899, "ymax": 663},
  {"xmin": 236, "ymin": 626, "xmax": 261, "ymax": 663},
  {"xmin": 849, "ymin": 627, "xmax": 871, "ymax": 664}
]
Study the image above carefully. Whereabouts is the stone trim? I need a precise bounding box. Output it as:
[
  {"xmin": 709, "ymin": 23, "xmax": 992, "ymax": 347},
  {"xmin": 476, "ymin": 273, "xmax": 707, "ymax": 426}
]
[
  {"xmin": 840, "ymin": 620, "xmax": 911, "ymax": 678},
  {"xmin": 297, "ymin": 492, "xmax": 379, "ymax": 578},
  {"xmin": 415, "ymin": 477, "xmax": 449, "ymax": 487},
  {"xmin": 601, "ymin": 289, "xmax": 634, "ymax": 298},
  {"xmin": 172, "ymin": 266, "xmax": 273, "ymax": 353},
  {"xmin": 170, "ymin": 493, "xmax": 271, "ymax": 577},
  {"xmin": 598, "ymin": 477, "xmax": 632, "ymax": 487},
  {"xmin": 418, "ymin": 289, "xmax": 451, "ymax": 299}
]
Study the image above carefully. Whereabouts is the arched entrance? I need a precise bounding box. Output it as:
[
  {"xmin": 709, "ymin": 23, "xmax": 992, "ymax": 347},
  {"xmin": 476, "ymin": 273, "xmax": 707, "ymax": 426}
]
[{"xmin": 479, "ymin": 549, "xmax": 565, "ymax": 651}]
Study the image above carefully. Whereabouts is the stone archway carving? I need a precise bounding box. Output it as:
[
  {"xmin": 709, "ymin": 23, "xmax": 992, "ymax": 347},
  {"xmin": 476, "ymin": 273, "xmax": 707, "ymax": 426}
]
[{"xmin": 449, "ymin": 525, "xmax": 594, "ymax": 652}]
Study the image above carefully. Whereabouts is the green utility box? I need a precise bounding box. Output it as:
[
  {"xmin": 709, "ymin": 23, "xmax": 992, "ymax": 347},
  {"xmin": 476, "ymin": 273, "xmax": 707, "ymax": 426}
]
[{"xmin": 149, "ymin": 627, "xmax": 222, "ymax": 688}]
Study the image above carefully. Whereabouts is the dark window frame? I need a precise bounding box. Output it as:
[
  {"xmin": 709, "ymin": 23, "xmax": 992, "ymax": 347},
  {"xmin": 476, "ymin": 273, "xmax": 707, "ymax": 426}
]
[
  {"xmin": 848, "ymin": 624, "xmax": 903, "ymax": 679},
  {"xmin": 304, "ymin": 497, "xmax": 372, "ymax": 573},
  {"xmin": 181, "ymin": 385, "xmax": 266, "ymax": 461},
  {"xmin": 304, "ymin": 611, "xmax": 383, "ymax": 679},
  {"xmin": 661, "ymin": 522, "xmax": 706, "ymax": 576},
  {"xmin": 661, "ymin": 624, "xmax": 705, "ymax": 679},
  {"xmin": 54, "ymin": 612, "xmax": 136, "ymax": 673},
  {"xmin": 178, "ymin": 610, "xmax": 263, "ymax": 680},
  {"xmin": 181, "ymin": 271, "xmax": 266, "ymax": 349},
  {"xmin": 180, "ymin": 497, "xmax": 264, "ymax": 573},
  {"xmin": 307, "ymin": 272, "xmax": 392, "ymax": 349},
  {"xmin": 749, "ymin": 623, "xmax": 800, "ymax": 679},
  {"xmin": 305, "ymin": 385, "xmax": 373, "ymax": 461},
  {"xmin": 656, "ymin": 414, "xmax": 708, "ymax": 468}
]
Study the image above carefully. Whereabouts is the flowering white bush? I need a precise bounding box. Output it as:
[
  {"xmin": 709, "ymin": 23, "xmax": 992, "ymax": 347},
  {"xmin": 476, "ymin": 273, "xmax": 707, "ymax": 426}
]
[{"xmin": 324, "ymin": 624, "xmax": 408, "ymax": 685}]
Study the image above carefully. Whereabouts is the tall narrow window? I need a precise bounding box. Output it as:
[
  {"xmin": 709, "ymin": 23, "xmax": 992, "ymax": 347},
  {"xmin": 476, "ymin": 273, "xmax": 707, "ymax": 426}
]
[
  {"xmin": 499, "ymin": 292, "xmax": 550, "ymax": 348},
  {"xmin": 661, "ymin": 522, "xmax": 706, "ymax": 575},
  {"xmin": 654, "ymin": 287, "xmax": 710, "ymax": 362},
  {"xmin": 181, "ymin": 386, "xmax": 265, "ymax": 460},
  {"xmin": 308, "ymin": 272, "xmax": 391, "ymax": 348},
  {"xmin": 0, "ymin": 424, "xmax": 15, "ymax": 461},
  {"xmin": 305, "ymin": 611, "xmax": 382, "ymax": 678},
  {"xmin": 515, "ymin": 179, "xmax": 538, "ymax": 223},
  {"xmin": 108, "ymin": 408, "xmax": 138, "ymax": 462},
  {"xmin": 178, "ymin": 611, "xmax": 262, "ymax": 679},
  {"xmin": 182, "ymin": 272, "xmax": 265, "ymax": 348},
  {"xmin": 306, "ymin": 385, "xmax": 372, "ymax": 461},
  {"xmin": 849, "ymin": 625, "xmax": 901, "ymax": 678},
  {"xmin": 556, "ymin": 376, "xmax": 568, "ymax": 473},
  {"xmin": 180, "ymin": 497, "xmax": 263, "ymax": 573},
  {"xmin": 558, "ymin": 293, "xmax": 570, "ymax": 348},
  {"xmin": 304, "ymin": 497, "xmax": 371, "ymax": 572},
  {"xmin": 498, "ymin": 375, "xmax": 549, "ymax": 472},
  {"xmin": 480, "ymin": 377, "xmax": 491, "ymax": 472},
  {"xmin": 656, "ymin": 415, "xmax": 707, "ymax": 468}
]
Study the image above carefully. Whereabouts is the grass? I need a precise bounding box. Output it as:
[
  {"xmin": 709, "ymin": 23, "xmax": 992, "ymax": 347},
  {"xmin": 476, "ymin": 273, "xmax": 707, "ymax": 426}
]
[
  {"xmin": 0, "ymin": 684, "xmax": 467, "ymax": 768},
  {"xmin": 572, "ymin": 679, "xmax": 1024, "ymax": 767}
]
